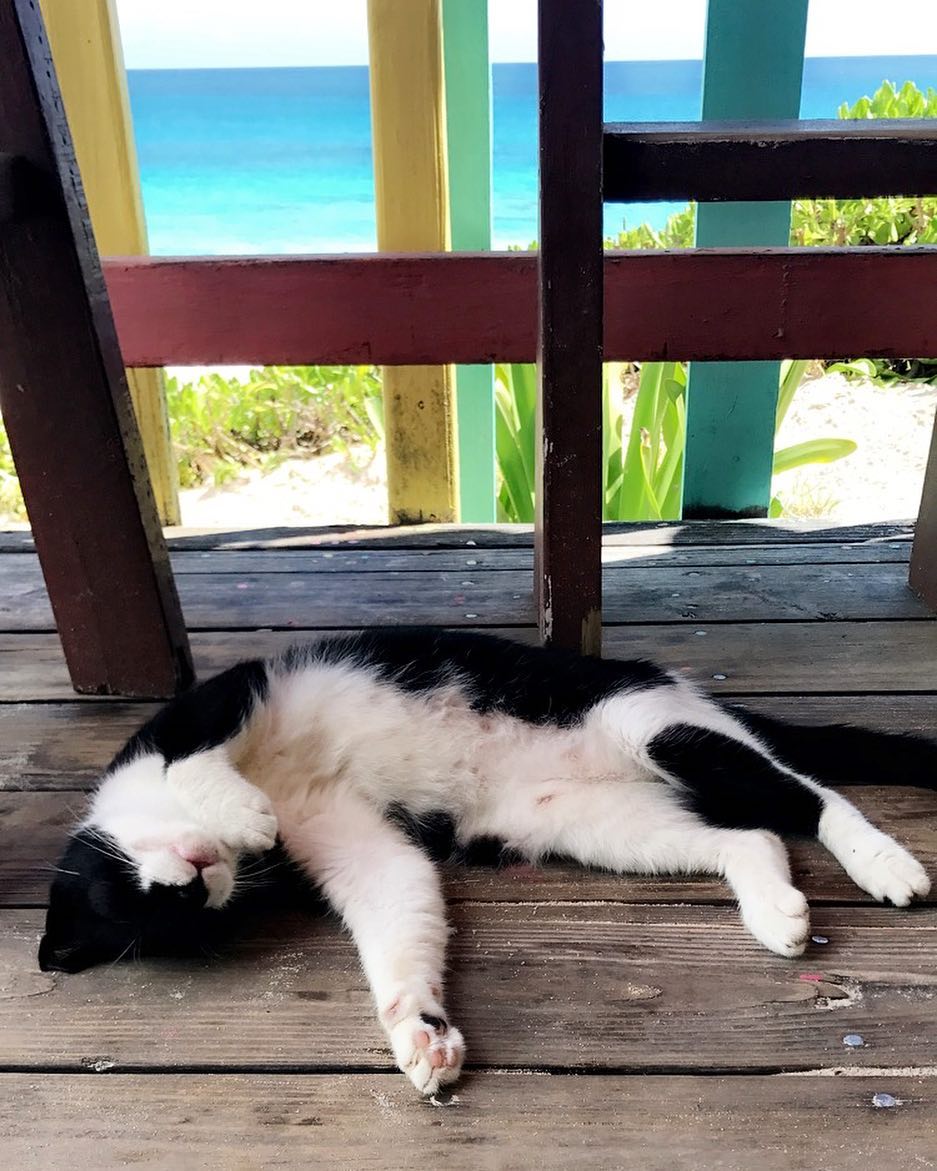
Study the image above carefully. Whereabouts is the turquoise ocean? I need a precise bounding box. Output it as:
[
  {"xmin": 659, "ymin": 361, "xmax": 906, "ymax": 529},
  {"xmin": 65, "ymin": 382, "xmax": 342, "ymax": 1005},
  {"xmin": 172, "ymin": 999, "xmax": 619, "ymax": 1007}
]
[{"xmin": 126, "ymin": 57, "xmax": 937, "ymax": 255}]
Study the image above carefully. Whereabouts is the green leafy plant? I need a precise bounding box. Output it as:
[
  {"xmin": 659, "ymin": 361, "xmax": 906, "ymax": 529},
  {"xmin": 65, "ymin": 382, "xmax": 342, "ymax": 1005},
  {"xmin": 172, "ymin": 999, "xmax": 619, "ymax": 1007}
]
[
  {"xmin": 495, "ymin": 358, "xmax": 856, "ymax": 523},
  {"xmin": 166, "ymin": 364, "xmax": 383, "ymax": 489}
]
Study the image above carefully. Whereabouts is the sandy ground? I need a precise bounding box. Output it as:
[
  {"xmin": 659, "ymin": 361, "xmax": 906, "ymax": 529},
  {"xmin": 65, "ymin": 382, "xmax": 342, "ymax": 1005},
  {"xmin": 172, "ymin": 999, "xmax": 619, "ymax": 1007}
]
[{"xmin": 177, "ymin": 371, "xmax": 937, "ymax": 527}]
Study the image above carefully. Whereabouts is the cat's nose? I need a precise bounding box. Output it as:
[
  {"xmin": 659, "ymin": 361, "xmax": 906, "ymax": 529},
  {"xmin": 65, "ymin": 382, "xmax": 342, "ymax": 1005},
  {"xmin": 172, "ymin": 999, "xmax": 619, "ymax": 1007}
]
[{"xmin": 171, "ymin": 843, "xmax": 220, "ymax": 871}]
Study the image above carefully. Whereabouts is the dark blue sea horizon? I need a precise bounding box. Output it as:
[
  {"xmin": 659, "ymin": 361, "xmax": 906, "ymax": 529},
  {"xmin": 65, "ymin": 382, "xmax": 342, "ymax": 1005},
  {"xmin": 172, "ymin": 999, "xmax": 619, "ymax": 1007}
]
[{"xmin": 126, "ymin": 57, "xmax": 937, "ymax": 255}]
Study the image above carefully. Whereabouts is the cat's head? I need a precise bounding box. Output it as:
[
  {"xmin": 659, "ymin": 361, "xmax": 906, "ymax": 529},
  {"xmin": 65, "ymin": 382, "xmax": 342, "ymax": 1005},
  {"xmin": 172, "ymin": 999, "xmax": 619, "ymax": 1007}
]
[{"xmin": 38, "ymin": 825, "xmax": 235, "ymax": 973}]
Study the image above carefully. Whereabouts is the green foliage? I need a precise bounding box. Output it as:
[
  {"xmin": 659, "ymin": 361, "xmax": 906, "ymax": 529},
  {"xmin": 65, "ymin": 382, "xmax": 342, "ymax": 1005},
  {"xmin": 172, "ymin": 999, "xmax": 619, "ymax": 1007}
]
[
  {"xmin": 166, "ymin": 365, "xmax": 383, "ymax": 489},
  {"xmin": 494, "ymin": 358, "xmax": 854, "ymax": 523}
]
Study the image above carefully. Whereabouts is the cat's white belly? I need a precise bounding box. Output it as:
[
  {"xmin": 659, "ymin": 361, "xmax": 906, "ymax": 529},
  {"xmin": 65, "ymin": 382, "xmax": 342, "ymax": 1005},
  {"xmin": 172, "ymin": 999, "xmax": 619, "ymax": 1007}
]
[{"xmin": 230, "ymin": 661, "xmax": 652, "ymax": 835}]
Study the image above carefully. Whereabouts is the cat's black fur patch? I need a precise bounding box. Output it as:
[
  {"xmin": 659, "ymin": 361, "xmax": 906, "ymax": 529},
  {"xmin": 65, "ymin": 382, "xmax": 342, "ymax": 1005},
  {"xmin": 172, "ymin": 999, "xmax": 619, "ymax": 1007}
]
[
  {"xmin": 110, "ymin": 659, "xmax": 269, "ymax": 769},
  {"xmin": 729, "ymin": 706, "xmax": 937, "ymax": 791},
  {"xmin": 386, "ymin": 804, "xmax": 524, "ymax": 867},
  {"xmin": 647, "ymin": 724, "xmax": 824, "ymax": 835},
  {"xmin": 290, "ymin": 629, "xmax": 671, "ymax": 726},
  {"xmin": 39, "ymin": 830, "xmax": 314, "ymax": 974},
  {"xmin": 39, "ymin": 828, "xmax": 223, "ymax": 972}
]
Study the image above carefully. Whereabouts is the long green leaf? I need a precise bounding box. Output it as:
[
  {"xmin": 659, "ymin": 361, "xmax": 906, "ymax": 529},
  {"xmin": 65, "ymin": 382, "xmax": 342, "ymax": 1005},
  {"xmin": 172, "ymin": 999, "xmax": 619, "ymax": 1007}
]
[{"xmin": 772, "ymin": 437, "xmax": 857, "ymax": 476}]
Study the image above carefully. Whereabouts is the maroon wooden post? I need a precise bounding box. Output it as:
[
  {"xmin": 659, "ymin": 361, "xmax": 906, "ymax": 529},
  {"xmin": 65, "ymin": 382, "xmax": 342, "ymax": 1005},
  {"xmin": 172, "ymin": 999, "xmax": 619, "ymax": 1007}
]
[
  {"xmin": 910, "ymin": 421, "xmax": 937, "ymax": 608},
  {"xmin": 0, "ymin": 0, "xmax": 192, "ymax": 697},
  {"xmin": 536, "ymin": 0, "xmax": 604, "ymax": 655}
]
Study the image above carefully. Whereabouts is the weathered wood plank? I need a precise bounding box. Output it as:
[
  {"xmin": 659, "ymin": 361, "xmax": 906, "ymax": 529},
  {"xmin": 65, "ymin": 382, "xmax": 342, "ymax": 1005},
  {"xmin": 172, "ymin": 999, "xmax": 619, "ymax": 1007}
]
[
  {"xmin": 8, "ymin": 784, "xmax": 936, "ymax": 906},
  {"xmin": 3, "ymin": 693, "xmax": 936, "ymax": 791},
  {"xmin": 170, "ymin": 542, "xmax": 911, "ymax": 571},
  {"xmin": 603, "ymin": 118, "xmax": 937, "ymax": 203},
  {"xmin": 0, "ymin": 561, "xmax": 931, "ymax": 632},
  {"xmin": 1, "ymin": 1072, "xmax": 935, "ymax": 1171},
  {"xmin": 102, "ymin": 248, "xmax": 937, "ymax": 365},
  {"xmin": 0, "ymin": 624, "xmax": 935, "ymax": 701},
  {"xmin": 0, "ymin": 1, "xmax": 192, "ymax": 697},
  {"xmin": 2, "ymin": 905, "xmax": 936, "ymax": 1069},
  {"xmin": 0, "ymin": 543, "xmax": 915, "ymax": 580},
  {"xmin": 0, "ymin": 519, "xmax": 915, "ymax": 553},
  {"xmin": 161, "ymin": 519, "xmax": 918, "ymax": 549}
]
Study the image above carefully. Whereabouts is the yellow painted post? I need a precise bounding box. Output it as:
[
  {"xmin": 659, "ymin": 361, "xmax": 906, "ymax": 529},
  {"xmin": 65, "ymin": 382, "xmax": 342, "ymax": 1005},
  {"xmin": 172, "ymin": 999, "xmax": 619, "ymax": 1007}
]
[
  {"xmin": 39, "ymin": 0, "xmax": 181, "ymax": 525},
  {"xmin": 367, "ymin": 0, "xmax": 458, "ymax": 523}
]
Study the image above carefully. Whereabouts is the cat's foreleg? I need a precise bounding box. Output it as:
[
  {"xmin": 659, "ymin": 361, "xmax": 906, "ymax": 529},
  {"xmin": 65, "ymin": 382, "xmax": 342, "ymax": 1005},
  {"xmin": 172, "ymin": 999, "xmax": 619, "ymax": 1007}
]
[
  {"xmin": 164, "ymin": 746, "xmax": 278, "ymax": 856},
  {"xmin": 283, "ymin": 791, "xmax": 464, "ymax": 1095}
]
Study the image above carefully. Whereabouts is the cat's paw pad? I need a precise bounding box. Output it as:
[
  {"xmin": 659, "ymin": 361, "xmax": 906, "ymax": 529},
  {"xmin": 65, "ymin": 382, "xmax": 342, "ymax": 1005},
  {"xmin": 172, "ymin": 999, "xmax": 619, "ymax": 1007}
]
[
  {"xmin": 389, "ymin": 1012, "xmax": 465, "ymax": 1096},
  {"xmin": 742, "ymin": 883, "xmax": 810, "ymax": 958},
  {"xmin": 215, "ymin": 786, "xmax": 278, "ymax": 855},
  {"xmin": 847, "ymin": 836, "xmax": 931, "ymax": 906}
]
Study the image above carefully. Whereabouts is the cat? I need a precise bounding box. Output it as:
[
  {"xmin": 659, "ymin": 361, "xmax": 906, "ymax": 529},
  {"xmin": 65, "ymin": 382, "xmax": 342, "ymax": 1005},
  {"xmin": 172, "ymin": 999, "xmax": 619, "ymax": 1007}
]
[{"xmin": 39, "ymin": 628, "xmax": 935, "ymax": 1095}]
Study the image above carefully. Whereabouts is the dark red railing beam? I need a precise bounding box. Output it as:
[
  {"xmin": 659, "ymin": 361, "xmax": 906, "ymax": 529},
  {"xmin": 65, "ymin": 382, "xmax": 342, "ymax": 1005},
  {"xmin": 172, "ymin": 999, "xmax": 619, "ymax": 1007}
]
[
  {"xmin": 603, "ymin": 118, "xmax": 937, "ymax": 203},
  {"xmin": 103, "ymin": 248, "xmax": 937, "ymax": 367}
]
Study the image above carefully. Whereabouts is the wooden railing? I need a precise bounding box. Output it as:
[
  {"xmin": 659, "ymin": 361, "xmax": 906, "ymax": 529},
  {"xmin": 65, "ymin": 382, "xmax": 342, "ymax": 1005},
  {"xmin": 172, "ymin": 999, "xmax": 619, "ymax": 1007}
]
[
  {"xmin": 4, "ymin": 0, "xmax": 937, "ymax": 697},
  {"xmin": 533, "ymin": 0, "xmax": 937, "ymax": 653},
  {"xmin": 103, "ymin": 249, "xmax": 937, "ymax": 367}
]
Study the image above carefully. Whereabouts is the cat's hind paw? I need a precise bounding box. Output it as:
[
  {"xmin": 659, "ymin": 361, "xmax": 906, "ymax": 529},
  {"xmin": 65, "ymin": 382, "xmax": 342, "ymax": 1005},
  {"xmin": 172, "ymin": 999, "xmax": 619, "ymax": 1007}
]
[{"xmin": 390, "ymin": 1012, "xmax": 465, "ymax": 1096}]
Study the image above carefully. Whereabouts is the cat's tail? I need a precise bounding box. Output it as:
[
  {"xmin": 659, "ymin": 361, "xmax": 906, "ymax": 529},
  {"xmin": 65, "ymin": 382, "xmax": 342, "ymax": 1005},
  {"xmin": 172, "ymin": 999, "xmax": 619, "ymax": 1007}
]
[{"xmin": 728, "ymin": 706, "xmax": 937, "ymax": 791}]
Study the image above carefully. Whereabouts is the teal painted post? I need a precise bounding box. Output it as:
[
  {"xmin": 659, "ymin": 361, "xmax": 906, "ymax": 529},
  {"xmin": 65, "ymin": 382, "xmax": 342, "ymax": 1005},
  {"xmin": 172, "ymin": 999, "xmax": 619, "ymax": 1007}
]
[
  {"xmin": 443, "ymin": 0, "xmax": 495, "ymax": 522},
  {"xmin": 682, "ymin": 0, "xmax": 808, "ymax": 518}
]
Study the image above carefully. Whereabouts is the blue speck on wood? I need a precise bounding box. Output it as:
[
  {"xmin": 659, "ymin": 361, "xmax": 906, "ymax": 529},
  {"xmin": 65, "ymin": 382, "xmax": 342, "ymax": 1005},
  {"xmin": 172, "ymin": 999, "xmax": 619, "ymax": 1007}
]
[
  {"xmin": 872, "ymin": 1093, "xmax": 899, "ymax": 1109},
  {"xmin": 843, "ymin": 1033, "xmax": 864, "ymax": 1048},
  {"xmin": 811, "ymin": 934, "xmax": 829, "ymax": 945}
]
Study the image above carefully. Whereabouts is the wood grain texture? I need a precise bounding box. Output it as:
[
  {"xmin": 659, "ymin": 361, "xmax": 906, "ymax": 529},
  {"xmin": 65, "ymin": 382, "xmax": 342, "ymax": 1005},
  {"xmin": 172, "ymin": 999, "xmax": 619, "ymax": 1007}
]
[
  {"xmin": 0, "ymin": 1, "xmax": 191, "ymax": 697},
  {"xmin": 534, "ymin": 0, "xmax": 604, "ymax": 652},
  {"xmin": 8, "ymin": 783, "xmax": 937, "ymax": 906},
  {"xmin": 367, "ymin": 0, "xmax": 456, "ymax": 524},
  {"xmin": 163, "ymin": 541, "xmax": 913, "ymax": 574},
  {"xmin": 38, "ymin": 0, "xmax": 180, "ymax": 525},
  {"xmin": 2, "ymin": 904, "xmax": 936, "ymax": 1070},
  {"xmin": 0, "ymin": 517, "xmax": 915, "ymax": 552},
  {"xmin": 0, "ymin": 558, "xmax": 931, "ymax": 631},
  {"xmin": 102, "ymin": 249, "xmax": 937, "ymax": 365},
  {"xmin": 1, "ymin": 624, "xmax": 936, "ymax": 701},
  {"xmin": 2, "ymin": 1072, "xmax": 935, "ymax": 1171},
  {"xmin": 603, "ymin": 118, "xmax": 937, "ymax": 202}
]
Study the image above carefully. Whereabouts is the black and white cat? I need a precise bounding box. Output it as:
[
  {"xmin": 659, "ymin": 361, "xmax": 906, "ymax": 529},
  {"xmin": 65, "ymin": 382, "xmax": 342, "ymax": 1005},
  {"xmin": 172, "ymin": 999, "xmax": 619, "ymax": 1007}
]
[{"xmin": 40, "ymin": 629, "xmax": 935, "ymax": 1095}]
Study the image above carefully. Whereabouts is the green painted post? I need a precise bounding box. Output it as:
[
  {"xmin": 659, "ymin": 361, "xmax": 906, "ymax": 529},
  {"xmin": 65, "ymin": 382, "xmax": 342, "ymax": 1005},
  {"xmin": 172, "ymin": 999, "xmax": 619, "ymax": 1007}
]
[
  {"xmin": 442, "ymin": 0, "xmax": 495, "ymax": 522},
  {"xmin": 682, "ymin": 0, "xmax": 808, "ymax": 518}
]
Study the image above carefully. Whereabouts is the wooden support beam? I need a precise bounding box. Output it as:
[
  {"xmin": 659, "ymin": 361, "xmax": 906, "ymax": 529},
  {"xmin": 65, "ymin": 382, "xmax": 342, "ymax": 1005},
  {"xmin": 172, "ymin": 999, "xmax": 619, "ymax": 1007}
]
[
  {"xmin": 910, "ymin": 421, "xmax": 937, "ymax": 607},
  {"xmin": 39, "ymin": 0, "xmax": 180, "ymax": 525},
  {"xmin": 102, "ymin": 247, "xmax": 937, "ymax": 368},
  {"xmin": 0, "ymin": 0, "xmax": 192, "ymax": 697},
  {"xmin": 682, "ymin": 0, "xmax": 808, "ymax": 520},
  {"xmin": 367, "ymin": 0, "xmax": 458, "ymax": 524},
  {"xmin": 603, "ymin": 118, "xmax": 937, "ymax": 203},
  {"xmin": 536, "ymin": 0, "xmax": 604, "ymax": 654},
  {"xmin": 443, "ymin": 0, "xmax": 495, "ymax": 522}
]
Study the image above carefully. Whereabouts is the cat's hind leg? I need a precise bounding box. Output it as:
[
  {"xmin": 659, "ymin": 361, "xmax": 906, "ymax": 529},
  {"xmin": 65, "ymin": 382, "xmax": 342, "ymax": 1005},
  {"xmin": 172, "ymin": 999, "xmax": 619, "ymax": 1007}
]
[
  {"xmin": 472, "ymin": 775, "xmax": 810, "ymax": 956},
  {"xmin": 601, "ymin": 682, "xmax": 931, "ymax": 907},
  {"xmin": 280, "ymin": 790, "xmax": 464, "ymax": 1096}
]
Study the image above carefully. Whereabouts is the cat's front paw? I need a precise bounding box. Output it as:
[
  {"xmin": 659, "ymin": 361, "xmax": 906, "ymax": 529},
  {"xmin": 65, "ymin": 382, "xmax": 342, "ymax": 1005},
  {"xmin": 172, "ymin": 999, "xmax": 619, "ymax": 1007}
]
[
  {"xmin": 389, "ymin": 1011, "xmax": 465, "ymax": 1096},
  {"xmin": 165, "ymin": 753, "xmax": 277, "ymax": 856},
  {"xmin": 214, "ymin": 785, "xmax": 278, "ymax": 855}
]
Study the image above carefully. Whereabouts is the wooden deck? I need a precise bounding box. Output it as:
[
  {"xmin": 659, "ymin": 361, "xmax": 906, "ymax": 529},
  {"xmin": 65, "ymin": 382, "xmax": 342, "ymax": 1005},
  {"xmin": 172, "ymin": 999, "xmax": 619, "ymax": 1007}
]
[{"xmin": 2, "ymin": 519, "xmax": 937, "ymax": 1169}]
